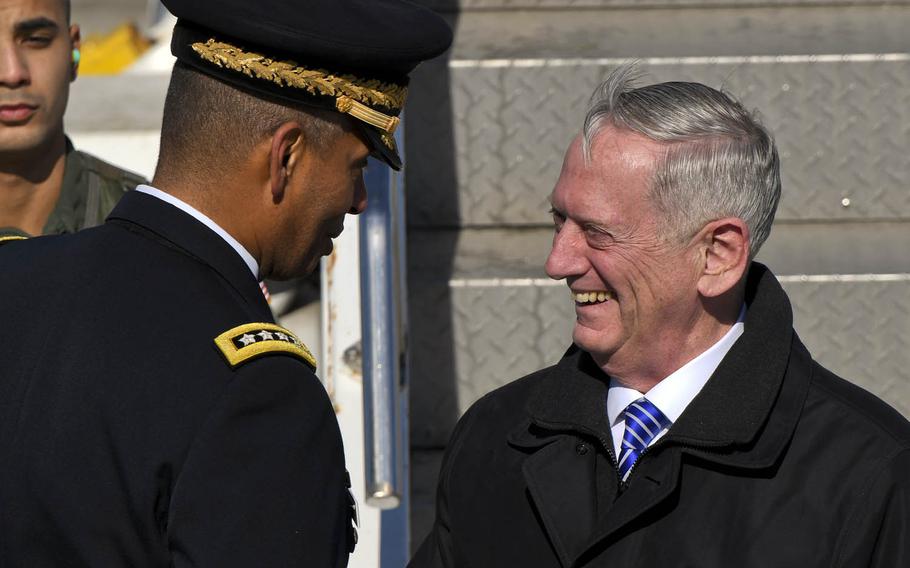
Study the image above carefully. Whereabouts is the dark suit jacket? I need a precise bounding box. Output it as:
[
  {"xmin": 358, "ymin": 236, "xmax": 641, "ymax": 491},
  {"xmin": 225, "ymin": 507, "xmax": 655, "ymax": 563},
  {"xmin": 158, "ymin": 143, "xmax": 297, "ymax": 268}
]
[
  {"xmin": 411, "ymin": 264, "xmax": 910, "ymax": 567},
  {"xmin": 0, "ymin": 191, "xmax": 353, "ymax": 567}
]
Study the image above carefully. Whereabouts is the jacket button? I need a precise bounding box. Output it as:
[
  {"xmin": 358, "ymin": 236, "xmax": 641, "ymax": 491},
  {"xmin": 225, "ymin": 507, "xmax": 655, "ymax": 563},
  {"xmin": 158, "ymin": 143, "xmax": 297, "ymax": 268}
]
[{"xmin": 575, "ymin": 443, "xmax": 589, "ymax": 455}]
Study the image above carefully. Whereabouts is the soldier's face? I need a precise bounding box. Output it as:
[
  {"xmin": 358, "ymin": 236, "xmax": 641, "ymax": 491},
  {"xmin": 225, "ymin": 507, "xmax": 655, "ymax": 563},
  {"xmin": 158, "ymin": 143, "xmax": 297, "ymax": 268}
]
[
  {"xmin": 0, "ymin": 0, "xmax": 78, "ymax": 155},
  {"xmin": 545, "ymin": 130, "xmax": 704, "ymax": 380},
  {"xmin": 273, "ymin": 128, "xmax": 370, "ymax": 279}
]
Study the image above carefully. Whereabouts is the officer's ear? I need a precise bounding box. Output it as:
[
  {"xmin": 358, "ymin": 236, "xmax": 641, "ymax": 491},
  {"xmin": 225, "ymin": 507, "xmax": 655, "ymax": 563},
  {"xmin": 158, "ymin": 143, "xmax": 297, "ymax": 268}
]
[
  {"xmin": 69, "ymin": 25, "xmax": 81, "ymax": 82},
  {"xmin": 268, "ymin": 122, "xmax": 303, "ymax": 202},
  {"xmin": 695, "ymin": 217, "xmax": 750, "ymax": 298}
]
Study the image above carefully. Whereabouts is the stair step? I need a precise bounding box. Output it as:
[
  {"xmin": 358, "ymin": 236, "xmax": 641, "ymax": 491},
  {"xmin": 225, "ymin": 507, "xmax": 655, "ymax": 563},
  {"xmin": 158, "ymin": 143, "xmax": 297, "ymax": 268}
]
[
  {"xmin": 409, "ymin": 276, "xmax": 910, "ymax": 446},
  {"xmin": 419, "ymin": 0, "xmax": 910, "ymax": 12},
  {"xmin": 408, "ymin": 222, "xmax": 910, "ymax": 282},
  {"xmin": 444, "ymin": 4, "xmax": 909, "ymax": 59},
  {"xmin": 406, "ymin": 55, "xmax": 910, "ymax": 227}
]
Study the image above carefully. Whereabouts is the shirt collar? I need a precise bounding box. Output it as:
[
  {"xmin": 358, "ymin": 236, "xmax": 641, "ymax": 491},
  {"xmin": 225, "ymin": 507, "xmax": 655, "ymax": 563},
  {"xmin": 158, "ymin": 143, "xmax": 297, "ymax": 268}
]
[
  {"xmin": 607, "ymin": 306, "xmax": 747, "ymax": 428},
  {"xmin": 134, "ymin": 185, "xmax": 259, "ymax": 279}
]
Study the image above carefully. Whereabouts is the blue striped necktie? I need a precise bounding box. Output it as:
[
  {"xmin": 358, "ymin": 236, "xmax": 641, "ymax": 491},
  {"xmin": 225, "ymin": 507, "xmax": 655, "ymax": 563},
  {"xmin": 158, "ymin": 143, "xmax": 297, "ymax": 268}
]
[{"xmin": 617, "ymin": 397, "xmax": 671, "ymax": 482}]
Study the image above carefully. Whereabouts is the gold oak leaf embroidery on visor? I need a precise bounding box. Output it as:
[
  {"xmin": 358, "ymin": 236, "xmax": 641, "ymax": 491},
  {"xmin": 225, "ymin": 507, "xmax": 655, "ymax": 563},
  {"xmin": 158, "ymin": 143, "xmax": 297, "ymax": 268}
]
[
  {"xmin": 191, "ymin": 39, "xmax": 405, "ymax": 149},
  {"xmin": 215, "ymin": 322, "xmax": 317, "ymax": 370}
]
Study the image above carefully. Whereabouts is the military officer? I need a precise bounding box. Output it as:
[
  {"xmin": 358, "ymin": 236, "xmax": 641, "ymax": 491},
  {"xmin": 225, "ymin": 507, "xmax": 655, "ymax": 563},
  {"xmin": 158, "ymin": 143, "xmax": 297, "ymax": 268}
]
[
  {"xmin": 0, "ymin": 0, "xmax": 451, "ymax": 566},
  {"xmin": 0, "ymin": 0, "xmax": 146, "ymax": 242}
]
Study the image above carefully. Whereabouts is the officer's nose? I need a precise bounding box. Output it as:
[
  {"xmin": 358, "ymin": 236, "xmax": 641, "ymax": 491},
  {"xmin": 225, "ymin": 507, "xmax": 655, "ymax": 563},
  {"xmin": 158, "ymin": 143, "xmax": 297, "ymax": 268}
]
[
  {"xmin": 545, "ymin": 223, "xmax": 590, "ymax": 281},
  {"xmin": 349, "ymin": 174, "xmax": 367, "ymax": 215},
  {"xmin": 0, "ymin": 45, "xmax": 31, "ymax": 88}
]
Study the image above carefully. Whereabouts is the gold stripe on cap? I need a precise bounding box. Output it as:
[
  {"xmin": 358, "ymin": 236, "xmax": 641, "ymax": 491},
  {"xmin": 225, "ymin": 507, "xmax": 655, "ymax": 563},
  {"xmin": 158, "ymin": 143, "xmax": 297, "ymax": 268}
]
[
  {"xmin": 335, "ymin": 96, "xmax": 400, "ymax": 136},
  {"xmin": 191, "ymin": 40, "xmax": 407, "ymax": 110}
]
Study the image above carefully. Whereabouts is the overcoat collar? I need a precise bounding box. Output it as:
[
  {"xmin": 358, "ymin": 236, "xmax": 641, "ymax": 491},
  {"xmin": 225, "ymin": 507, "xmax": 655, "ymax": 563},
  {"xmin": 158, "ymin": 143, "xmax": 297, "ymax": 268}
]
[
  {"xmin": 518, "ymin": 263, "xmax": 804, "ymax": 460},
  {"xmin": 509, "ymin": 263, "xmax": 812, "ymax": 567},
  {"xmin": 106, "ymin": 190, "xmax": 273, "ymax": 322}
]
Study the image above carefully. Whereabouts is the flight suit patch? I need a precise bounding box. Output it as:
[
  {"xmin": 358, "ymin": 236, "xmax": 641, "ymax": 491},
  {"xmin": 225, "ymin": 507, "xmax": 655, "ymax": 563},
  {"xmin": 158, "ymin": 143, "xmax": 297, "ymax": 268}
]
[{"xmin": 214, "ymin": 323, "xmax": 317, "ymax": 370}]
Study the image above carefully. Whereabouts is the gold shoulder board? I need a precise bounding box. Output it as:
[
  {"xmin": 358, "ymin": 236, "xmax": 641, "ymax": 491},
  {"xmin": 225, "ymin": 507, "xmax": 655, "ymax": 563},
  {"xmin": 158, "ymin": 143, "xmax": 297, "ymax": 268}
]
[
  {"xmin": 0, "ymin": 235, "xmax": 28, "ymax": 245},
  {"xmin": 215, "ymin": 322, "xmax": 317, "ymax": 371}
]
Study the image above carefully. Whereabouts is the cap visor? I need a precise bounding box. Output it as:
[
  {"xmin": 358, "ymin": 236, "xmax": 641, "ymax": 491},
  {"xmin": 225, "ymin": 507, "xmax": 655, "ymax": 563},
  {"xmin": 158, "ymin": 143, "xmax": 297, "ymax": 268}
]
[{"xmin": 360, "ymin": 125, "xmax": 402, "ymax": 171}]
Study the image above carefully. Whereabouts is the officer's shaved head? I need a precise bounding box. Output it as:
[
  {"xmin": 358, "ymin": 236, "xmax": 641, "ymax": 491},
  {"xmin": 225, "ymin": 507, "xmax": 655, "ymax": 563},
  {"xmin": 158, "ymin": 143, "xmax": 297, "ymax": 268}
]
[{"xmin": 155, "ymin": 62, "xmax": 346, "ymax": 186}]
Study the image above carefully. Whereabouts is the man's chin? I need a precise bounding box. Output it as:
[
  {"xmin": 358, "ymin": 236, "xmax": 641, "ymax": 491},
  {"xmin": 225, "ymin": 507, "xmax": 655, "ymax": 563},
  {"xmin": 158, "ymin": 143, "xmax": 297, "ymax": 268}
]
[
  {"xmin": 572, "ymin": 325, "xmax": 618, "ymax": 363},
  {"xmin": 0, "ymin": 130, "xmax": 47, "ymax": 156},
  {"xmin": 261, "ymin": 259, "xmax": 316, "ymax": 282}
]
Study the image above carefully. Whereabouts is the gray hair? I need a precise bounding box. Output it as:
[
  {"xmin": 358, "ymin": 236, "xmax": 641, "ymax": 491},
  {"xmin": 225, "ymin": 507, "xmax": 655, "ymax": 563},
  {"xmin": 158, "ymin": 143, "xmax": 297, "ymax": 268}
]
[{"xmin": 583, "ymin": 64, "xmax": 781, "ymax": 258}]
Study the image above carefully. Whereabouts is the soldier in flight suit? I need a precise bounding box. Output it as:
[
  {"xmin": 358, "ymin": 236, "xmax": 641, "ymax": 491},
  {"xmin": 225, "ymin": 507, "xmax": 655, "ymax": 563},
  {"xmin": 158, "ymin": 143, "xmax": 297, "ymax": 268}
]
[
  {"xmin": 0, "ymin": 0, "xmax": 146, "ymax": 243},
  {"xmin": 0, "ymin": 0, "xmax": 451, "ymax": 566}
]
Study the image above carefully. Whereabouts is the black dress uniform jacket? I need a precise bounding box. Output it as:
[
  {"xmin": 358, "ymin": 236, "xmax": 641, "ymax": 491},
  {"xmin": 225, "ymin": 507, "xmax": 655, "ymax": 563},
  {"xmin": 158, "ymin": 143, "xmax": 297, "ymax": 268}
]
[
  {"xmin": 0, "ymin": 191, "xmax": 353, "ymax": 567},
  {"xmin": 411, "ymin": 264, "xmax": 910, "ymax": 567}
]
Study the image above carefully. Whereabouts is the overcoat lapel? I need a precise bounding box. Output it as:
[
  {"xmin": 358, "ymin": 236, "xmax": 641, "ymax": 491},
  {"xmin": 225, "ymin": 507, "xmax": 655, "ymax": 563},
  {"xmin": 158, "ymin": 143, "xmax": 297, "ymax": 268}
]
[
  {"xmin": 520, "ymin": 436, "xmax": 598, "ymax": 567},
  {"xmin": 509, "ymin": 348, "xmax": 611, "ymax": 567}
]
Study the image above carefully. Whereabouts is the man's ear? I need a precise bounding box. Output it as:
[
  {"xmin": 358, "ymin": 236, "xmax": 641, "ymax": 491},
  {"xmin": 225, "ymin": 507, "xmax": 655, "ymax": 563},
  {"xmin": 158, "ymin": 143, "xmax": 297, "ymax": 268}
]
[
  {"xmin": 268, "ymin": 122, "xmax": 303, "ymax": 203},
  {"xmin": 695, "ymin": 217, "xmax": 751, "ymax": 298},
  {"xmin": 69, "ymin": 25, "xmax": 81, "ymax": 82}
]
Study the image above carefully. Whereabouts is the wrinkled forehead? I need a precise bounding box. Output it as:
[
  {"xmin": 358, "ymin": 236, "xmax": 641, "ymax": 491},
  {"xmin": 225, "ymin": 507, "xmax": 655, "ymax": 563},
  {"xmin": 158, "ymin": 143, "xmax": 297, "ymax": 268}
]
[
  {"xmin": 552, "ymin": 129, "xmax": 664, "ymax": 217},
  {"xmin": 585, "ymin": 126, "xmax": 665, "ymax": 173}
]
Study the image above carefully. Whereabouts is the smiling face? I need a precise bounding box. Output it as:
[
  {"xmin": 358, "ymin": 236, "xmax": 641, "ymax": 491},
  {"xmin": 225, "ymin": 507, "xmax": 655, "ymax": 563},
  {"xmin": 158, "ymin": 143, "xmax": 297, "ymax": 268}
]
[
  {"xmin": 270, "ymin": 127, "xmax": 370, "ymax": 279},
  {"xmin": 0, "ymin": 0, "xmax": 77, "ymax": 155},
  {"xmin": 545, "ymin": 128, "xmax": 708, "ymax": 384}
]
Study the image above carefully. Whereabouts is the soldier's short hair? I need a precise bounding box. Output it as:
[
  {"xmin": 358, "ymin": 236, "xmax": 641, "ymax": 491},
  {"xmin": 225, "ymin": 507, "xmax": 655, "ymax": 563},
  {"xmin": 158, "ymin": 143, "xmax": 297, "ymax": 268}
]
[{"xmin": 156, "ymin": 62, "xmax": 347, "ymax": 182}]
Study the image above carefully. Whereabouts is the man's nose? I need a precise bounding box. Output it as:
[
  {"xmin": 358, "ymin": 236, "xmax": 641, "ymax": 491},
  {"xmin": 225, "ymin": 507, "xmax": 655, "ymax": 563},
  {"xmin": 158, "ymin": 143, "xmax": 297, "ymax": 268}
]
[
  {"xmin": 545, "ymin": 225, "xmax": 589, "ymax": 281},
  {"xmin": 0, "ymin": 45, "xmax": 30, "ymax": 88},
  {"xmin": 349, "ymin": 175, "xmax": 368, "ymax": 215}
]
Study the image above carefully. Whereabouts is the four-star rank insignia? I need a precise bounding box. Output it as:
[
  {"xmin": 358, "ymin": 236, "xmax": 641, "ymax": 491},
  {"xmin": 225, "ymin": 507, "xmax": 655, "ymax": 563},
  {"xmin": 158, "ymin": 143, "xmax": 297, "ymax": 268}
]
[{"xmin": 214, "ymin": 322, "xmax": 317, "ymax": 371}]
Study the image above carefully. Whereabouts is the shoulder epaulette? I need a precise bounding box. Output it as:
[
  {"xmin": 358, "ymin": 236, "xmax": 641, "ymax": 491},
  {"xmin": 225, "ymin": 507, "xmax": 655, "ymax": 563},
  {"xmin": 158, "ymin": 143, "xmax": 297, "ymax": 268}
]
[
  {"xmin": 215, "ymin": 322, "xmax": 317, "ymax": 371},
  {"xmin": 0, "ymin": 235, "xmax": 28, "ymax": 245}
]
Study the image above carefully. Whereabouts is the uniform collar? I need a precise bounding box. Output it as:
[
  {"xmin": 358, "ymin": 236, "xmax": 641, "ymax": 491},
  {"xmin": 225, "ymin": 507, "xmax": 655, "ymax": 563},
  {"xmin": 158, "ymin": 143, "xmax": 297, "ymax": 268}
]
[
  {"xmin": 519, "ymin": 263, "xmax": 808, "ymax": 467},
  {"xmin": 106, "ymin": 190, "xmax": 271, "ymax": 320},
  {"xmin": 134, "ymin": 185, "xmax": 259, "ymax": 279}
]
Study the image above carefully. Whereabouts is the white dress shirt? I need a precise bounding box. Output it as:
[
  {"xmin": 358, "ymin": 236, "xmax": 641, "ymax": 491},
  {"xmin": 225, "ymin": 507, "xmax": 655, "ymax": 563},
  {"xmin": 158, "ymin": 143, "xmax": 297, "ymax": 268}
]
[
  {"xmin": 135, "ymin": 185, "xmax": 259, "ymax": 279},
  {"xmin": 607, "ymin": 308, "xmax": 746, "ymax": 458}
]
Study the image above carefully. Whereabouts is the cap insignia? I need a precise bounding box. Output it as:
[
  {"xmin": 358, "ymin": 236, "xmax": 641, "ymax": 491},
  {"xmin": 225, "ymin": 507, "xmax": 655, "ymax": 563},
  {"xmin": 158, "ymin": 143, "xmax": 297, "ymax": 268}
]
[
  {"xmin": 191, "ymin": 39, "xmax": 406, "ymax": 149},
  {"xmin": 214, "ymin": 322, "xmax": 317, "ymax": 371}
]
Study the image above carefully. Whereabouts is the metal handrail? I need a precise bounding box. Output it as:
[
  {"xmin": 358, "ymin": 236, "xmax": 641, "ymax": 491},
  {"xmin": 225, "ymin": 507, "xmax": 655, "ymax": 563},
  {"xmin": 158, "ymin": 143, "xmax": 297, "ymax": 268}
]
[{"xmin": 359, "ymin": 125, "xmax": 409, "ymax": 512}]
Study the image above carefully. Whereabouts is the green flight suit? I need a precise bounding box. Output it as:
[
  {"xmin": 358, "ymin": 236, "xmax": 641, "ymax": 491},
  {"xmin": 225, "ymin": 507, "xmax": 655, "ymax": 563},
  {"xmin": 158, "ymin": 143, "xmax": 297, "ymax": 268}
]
[{"xmin": 0, "ymin": 138, "xmax": 147, "ymax": 242}]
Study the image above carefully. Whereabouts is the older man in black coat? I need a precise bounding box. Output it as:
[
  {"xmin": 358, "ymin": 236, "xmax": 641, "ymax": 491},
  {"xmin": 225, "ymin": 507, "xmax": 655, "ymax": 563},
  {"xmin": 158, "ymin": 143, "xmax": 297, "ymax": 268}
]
[{"xmin": 411, "ymin": 67, "xmax": 910, "ymax": 567}]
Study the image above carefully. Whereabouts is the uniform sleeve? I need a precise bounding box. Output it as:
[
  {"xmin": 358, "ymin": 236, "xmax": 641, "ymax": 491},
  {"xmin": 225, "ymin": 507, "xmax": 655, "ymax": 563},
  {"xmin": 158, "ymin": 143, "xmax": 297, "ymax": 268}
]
[
  {"xmin": 835, "ymin": 448, "xmax": 910, "ymax": 568},
  {"xmin": 166, "ymin": 355, "xmax": 353, "ymax": 567},
  {"xmin": 409, "ymin": 403, "xmax": 482, "ymax": 568}
]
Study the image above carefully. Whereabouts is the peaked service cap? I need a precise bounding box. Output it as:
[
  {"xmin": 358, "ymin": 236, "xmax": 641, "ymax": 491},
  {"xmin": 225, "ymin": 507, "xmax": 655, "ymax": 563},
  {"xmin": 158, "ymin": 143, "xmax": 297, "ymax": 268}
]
[{"xmin": 161, "ymin": 0, "xmax": 453, "ymax": 170}]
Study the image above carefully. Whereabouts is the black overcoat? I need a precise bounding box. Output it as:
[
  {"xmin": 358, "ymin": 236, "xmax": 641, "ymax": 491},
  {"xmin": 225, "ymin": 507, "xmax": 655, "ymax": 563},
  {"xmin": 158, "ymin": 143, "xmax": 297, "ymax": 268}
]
[
  {"xmin": 0, "ymin": 191, "xmax": 354, "ymax": 567},
  {"xmin": 412, "ymin": 264, "xmax": 910, "ymax": 567}
]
